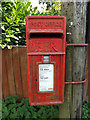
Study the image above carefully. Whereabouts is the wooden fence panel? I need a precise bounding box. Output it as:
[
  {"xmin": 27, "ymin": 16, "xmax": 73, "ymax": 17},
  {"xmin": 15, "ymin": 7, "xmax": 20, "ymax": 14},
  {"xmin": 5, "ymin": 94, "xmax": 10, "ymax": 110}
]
[
  {"xmin": 2, "ymin": 47, "xmax": 28, "ymax": 99},
  {"xmin": 18, "ymin": 47, "xmax": 28, "ymax": 98},
  {"xmin": 5, "ymin": 48, "xmax": 16, "ymax": 95},
  {"xmin": 12, "ymin": 47, "xmax": 23, "ymax": 98}
]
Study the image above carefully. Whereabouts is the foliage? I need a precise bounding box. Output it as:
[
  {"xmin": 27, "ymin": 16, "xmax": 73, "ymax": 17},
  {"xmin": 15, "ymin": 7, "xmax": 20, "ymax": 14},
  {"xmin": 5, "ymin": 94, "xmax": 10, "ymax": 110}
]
[
  {"xmin": 1, "ymin": 95, "xmax": 59, "ymax": 119},
  {"xmin": 38, "ymin": 1, "xmax": 61, "ymax": 15},
  {"xmin": 46, "ymin": 1, "xmax": 61, "ymax": 15},
  {"xmin": 82, "ymin": 100, "xmax": 90, "ymax": 119},
  {"xmin": 1, "ymin": 95, "xmax": 90, "ymax": 119},
  {"xmin": 1, "ymin": 2, "xmax": 37, "ymax": 49}
]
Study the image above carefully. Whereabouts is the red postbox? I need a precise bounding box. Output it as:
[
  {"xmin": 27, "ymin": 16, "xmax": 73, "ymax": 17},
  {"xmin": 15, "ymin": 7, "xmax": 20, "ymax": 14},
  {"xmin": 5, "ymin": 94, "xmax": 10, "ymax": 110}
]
[{"xmin": 26, "ymin": 16, "xmax": 66, "ymax": 106}]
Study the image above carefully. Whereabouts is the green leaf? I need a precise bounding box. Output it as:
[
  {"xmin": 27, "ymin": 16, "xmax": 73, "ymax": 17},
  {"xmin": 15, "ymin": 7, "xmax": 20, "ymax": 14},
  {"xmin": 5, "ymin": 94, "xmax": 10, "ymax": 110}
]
[
  {"xmin": 1, "ymin": 25, "xmax": 5, "ymax": 30},
  {"xmin": 1, "ymin": 22, "xmax": 7, "ymax": 25},
  {"xmin": 6, "ymin": 17, "xmax": 10, "ymax": 23},
  {"xmin": 5, "ymin": 38, "xmax": 10, "ymax": 42},
  {"xmin": 12, "ymin": 7, "xmax": 16, "ymax": 14},
  {"xmin": 7, "ymin": 45, "xmax": 12, "ymax": 49},
  {"xmin": 4, "ymin": 95, "xmax": 19, "ymax": 104},
  {"xmin": 0, "ymin": 43, "xmax": 6, "ymax": 48},
  {"xmin": 2, "ymin": 107, "xmax": 9, "ymax": 118},
  {"xmin": 6, "ymin": 35, "xmax": 19, "ymax": 40}
]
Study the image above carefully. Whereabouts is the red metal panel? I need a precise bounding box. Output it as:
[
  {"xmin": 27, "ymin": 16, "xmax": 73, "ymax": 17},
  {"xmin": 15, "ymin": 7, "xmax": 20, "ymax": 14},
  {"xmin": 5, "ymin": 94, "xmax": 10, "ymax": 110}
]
[{"xmin": 26, "ymin": 16, "xmax": 66, "ymax": 106}]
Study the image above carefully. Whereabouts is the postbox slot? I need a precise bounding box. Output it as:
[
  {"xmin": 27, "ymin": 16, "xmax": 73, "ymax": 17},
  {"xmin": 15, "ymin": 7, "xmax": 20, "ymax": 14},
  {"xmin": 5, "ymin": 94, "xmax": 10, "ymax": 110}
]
[{"xmin": 30, "ymin": 33, "xmax": 63, "ymax": 38}]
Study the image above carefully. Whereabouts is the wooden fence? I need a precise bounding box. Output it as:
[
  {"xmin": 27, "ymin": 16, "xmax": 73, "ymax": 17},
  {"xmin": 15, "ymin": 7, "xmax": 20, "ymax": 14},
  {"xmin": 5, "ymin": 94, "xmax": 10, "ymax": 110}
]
[
  {"xmin": 2, "ymin": 47, "xmax": 28, "ymax": 99},
  {"xmin": 1, "ymin": 46, "xmax": 89, "ymax": 100}
]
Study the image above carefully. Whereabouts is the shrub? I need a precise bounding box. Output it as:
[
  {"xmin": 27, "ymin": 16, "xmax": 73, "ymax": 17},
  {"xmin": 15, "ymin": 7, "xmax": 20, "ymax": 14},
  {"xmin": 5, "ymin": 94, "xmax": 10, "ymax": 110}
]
[{"xmin": 1, "ymin": 2, "xmax": 37, "ymax": 49}]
